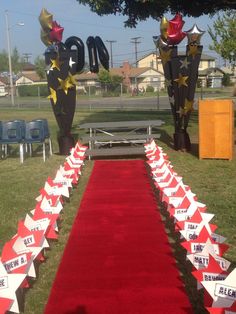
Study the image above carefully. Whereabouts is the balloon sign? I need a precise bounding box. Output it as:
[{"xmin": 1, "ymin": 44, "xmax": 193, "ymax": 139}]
[
  {"xmin": 159, "ymin": 13, "xmax": 186, "ymax": 46},
  {"xmin": 154, "ymin": 13, "xmax": 204, "ymax": 151},
  {"xmin": 39, "ymin": 8, "xmax": 109, "ymax": 73},
  {"xmin": 39, "ymin": 8, "xmax": 109, "ymax": 155}
]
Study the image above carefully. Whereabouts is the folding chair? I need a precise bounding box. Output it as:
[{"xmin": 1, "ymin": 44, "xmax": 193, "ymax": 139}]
[
  {"xmin": 0, "ymin": 121, "xmax": 24, "ymax": 163},
  {"xmin": 32, "ymin": 119, "xmax": 52, "ymax": 155},
  {"xmin": 24, "ymin": 120, "xmax": 47, "ymax": 162}
]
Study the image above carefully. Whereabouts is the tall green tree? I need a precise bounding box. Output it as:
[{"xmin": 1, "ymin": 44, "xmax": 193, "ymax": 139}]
[
  {"xmin": 34, "ymin": 55, "xmax": 46, "ymax": 79},
  {"xmin": 77, "ymin": 0, "xmax": 236, "ymax": 27},
  {"xmin": 11, "ymin": 47, "xmax": 23, "ymax": 73},
  {"xmin": 208, "ymin": 10, "xmax": 236, "ymax": 69},
  {"xmin": 0, "ymin": 50, "xmax": 8, "ymax": 72}
]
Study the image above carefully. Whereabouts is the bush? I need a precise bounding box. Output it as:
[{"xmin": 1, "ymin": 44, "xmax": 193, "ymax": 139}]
[
  {"xmin": 146, "ymin": 85, "xmax": 154, "ymax": 92},
  {"xmin": 222, "ymin": 73, "xmax": 231, "ymax": 86},
  {"xmin": 17, "ymin": 84, "xmax": 48, "ymax": 97}
]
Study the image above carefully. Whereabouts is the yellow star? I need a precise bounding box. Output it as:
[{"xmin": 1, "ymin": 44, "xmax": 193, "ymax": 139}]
[
  {"xmin": 68, "ymin": 72, "xmax": 77, "ymax": 86},
  {"xmin": 174, "ymin": 73, "xmax": 188, "ymax": 88},
  {"xmin": 187, "ymin": 45, "xmax": 200, "ymax": 59},
  {"xmin": 50, "ymin": 57, "xmax": 62, "ymax": 71},
  {"xmin": 160, "ymin": 16, "xmax": 169, "ymax": 40},
  {"xmin": 179, "ymin": 99, "xmax": 194, "ymax": 117},
  {"xmin": 47, "ymin": 87, "xmax": 57, "ymax": 105},
  {"xmin": 160, "ymin": 48, "xmax": 172, "ymax": 66},
  {"xmin": 39, "ymin": 8, "xmax": 53, "ymax": 30},
  {"xmin": 58, "ymin": 75, "xmax": 75, "ymax": 95}
]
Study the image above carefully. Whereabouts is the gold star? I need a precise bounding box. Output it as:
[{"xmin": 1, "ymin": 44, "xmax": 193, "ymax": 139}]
[
  {"xmin": 174, "ymin": 73, "xmax": 188, "ymax": 88},
  {"xmin": 68, "ymin": 72, "xmax": 77, "ymax": 86},
  {"xmin": 179, "ymin": 99, "xmax": 194, "ymax": 116},
  {"xmin": 160, "ymin": 48, "xmax": 172, "ymax": 66},
  {"xmin": 39, "ymin": 8, "xmax": 53, "ymax": 30},
  {"xmin": 50, "ymin": 57, "xmax": 62, "ymax": 71},
  {"xmin": 58, "ymin": 75, "xmax": 75, "ymax": 95},
  {"xmin": 187, "ymin": 45, "xmax": 200, "ymax": 59},
  {"xmin": 160, "ymin": 16, "xmax": 169, "ymax": 40},
  {"xmin": 47, "ymin": 87, "xmax": 57, "ymax": 104}
]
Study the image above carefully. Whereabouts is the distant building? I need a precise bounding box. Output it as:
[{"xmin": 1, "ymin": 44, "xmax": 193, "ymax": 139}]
[
  {"xmin": 137, "ymin": 51, "xmax": 216, "ymax": 73},
  {"xmin": 76, "ymin": 61, "xmax": 165, "ymax": 93},
  {"xmin": 0, "ymin": 77, "xmax": 8, "ymax": 96},
  {"xmin": 137, "ymin": 51, "xmax": 226, "ymax": 88}
]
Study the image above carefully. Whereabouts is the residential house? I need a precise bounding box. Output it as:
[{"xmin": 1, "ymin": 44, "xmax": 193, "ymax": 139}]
[
  {"xmin": 137, "ymin": 51, "xmax": 224, "ymax": 87},
  {"xmin": 0, "ymin": 77, "xmax": 8, "ymax": 96},
  {"xmin": 76, "ymin": 61, "xmax": 165, "ymax": 93}
]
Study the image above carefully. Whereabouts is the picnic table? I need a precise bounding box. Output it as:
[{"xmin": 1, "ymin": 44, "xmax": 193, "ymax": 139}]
[{"xmin": 79, "ymin": 120, "xmax": 164, "ymax": 158}]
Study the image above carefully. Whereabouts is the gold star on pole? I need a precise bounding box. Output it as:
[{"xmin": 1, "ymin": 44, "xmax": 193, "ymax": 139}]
[
  {"xmin": 50, "ymin": 57, "xmax": 62, "ymax": 71},
  {"xmin": 174, "ymin": 73, "xmax": 189, "ymax": 88},
  {"xmin": 68, "ymin": 72, "xmax": 77, "ymax": 86},
  {"xmin": 160, "ymin": 48, "xmax": 172, "ymax": 66},
  {"xmin": 58, "ymin": 75, "xmax": 75, "ymax": 95},
  {"xmin": 187, "ymin": 45, "xmax": 200, "ymax": 59},
  {"xmin": 179, "ymin": 99, "xmax": 194, "ymax": 116},
  {"xmin": 47, "ymin": 87, "xmax": 57, "ymax": 104}
]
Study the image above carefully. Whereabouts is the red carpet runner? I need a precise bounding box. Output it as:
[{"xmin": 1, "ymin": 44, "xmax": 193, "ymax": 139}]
[{"xmin": 44, "ymin": 160, "xmax": 193, "ymax": 314}]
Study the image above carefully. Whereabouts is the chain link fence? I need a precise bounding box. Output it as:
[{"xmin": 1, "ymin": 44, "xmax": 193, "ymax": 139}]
[{"xmin": 0, "ymin": 82, "xmax": 235, "ymax": 110}]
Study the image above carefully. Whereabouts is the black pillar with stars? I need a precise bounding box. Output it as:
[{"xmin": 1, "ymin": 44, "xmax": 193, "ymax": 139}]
[{"xmin": 45, "ymin": 46, "xmax": 78, "ymax": 155}]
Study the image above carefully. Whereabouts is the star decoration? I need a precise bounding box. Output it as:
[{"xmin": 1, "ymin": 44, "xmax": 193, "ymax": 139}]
[
  {"xmin": 159, "ymin": 48, "xmax": 172, "ymax": 66},
  {"xmin": 186, "ymin": 24, "xmax": 205, "ymax": 45},
  {"xmin": 180, "ymin": 58, "xmax": 190, "ymax": 69},
  {"xmin": 153, "ymin": 36, "xmax": 168, "ymax": 49},
  {"xmin": 192, "ymin": 254, "xmax": 228, "ymax": 286},
  {"xmin": 48, "ymin": 87, "xmax": 57, "ymax": 105},
  {"xmin": 58, "ymin": 75, "xmax": 75, "ymax": 95},
  {"xmin": 68, "ymin": 72, "xmax": 77, "ymax": 86},
  {"xmin": 179, "ymin": 98, "xmax": 194, "ymax": 116},
  {"xmin": 39, "ymin": 8, "xmax": 53, "ymax": 30},
  {"xmin": 40, "ymin": 29, "xmax": 52, "ymax": 47},
  {"xmin": 69, "ymin": 57, "xmax": 76, "ymax": 69},
  {"xmin": 174, "ymin": 73, "xmax": 188, "ymax": 88},
  {"xmin": 165, "ymin": 79, "xmax": 172, "ymax": 88},
  {"xmin": 201, "ymin": 267, "xmax": 236, "ymax": 308},
  {"xmin": 169, "ymin": 95, "xmax": 175, "ymax": 104},
  {"xmin": 188, "ymin": 45, "xmax": 200, "ymax": 59},
  {"xmin": 187, "ymin": 239, "xmax": 231, "ymax": 272},
  {"xmin": 50, "ymin": 57, "xmax": 62, "ymax": 71},
  {"xmin": 0, "ymin": 262, "xmax": 26, "ymax": 313},
  {"xmin": 0, "ymin": 298, "xmax": 13, "ymax": 314},
  {"xmin": 160, "ymin": 16, "xmax": 169, "ymax": 40},
  {"xmin": 49, "ymin": 21, "xmax": 64, "ymax": 43}
]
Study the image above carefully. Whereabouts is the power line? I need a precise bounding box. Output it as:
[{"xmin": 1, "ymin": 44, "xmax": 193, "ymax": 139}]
[
  {"xmin": 106, "ymin": 40, "xmax": 117, "ymax": 68},
  {"xmin": 130, "ymin": 37, "xmax": 141, "ymax": 67}
]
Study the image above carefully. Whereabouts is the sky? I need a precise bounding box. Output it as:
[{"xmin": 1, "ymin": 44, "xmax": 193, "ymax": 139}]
[{"xmin": 0, "ymin": 0, "xmax": 222, "ymax": 67}]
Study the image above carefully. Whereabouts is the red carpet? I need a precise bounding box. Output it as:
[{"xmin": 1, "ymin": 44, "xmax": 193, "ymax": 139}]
[{"xmin": 44, "ymin": 160, "xmax": 193, "ymax": 314}]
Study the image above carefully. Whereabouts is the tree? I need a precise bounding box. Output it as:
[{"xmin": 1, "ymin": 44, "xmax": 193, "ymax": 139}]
[
  {"xmin": 208, "ymin": 10, "xmax": 236, "ymax": 69},
  {"xmin": 77, "ymin": 0, "xmax": 236, "ymax": 27},
  {"xmin": 11, "ymin": 47, "xmax": 24, "ymax": 73},
  {"xmin": 0, "ymin": 50, "xmax": 8, "ymax": 72},
  {"xmin": 34, "ymin": 55, "xmax": 46, "ymax": 79}
]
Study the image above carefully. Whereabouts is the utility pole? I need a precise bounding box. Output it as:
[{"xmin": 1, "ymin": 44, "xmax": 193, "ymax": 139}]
[
  {"xmin": 5, "ymin": 11, "xmax": 14, "ymax": 107},
  {"xmin": 23, "ymin": 53, "xmax": 32, "ymax": 63},
  {"xmin": 106, "ymin": 40, "xmax": 116, "ymax": 68},
  {"xmin": 131, "ymin": 37, "xmax": 141, "ymax": 67}
]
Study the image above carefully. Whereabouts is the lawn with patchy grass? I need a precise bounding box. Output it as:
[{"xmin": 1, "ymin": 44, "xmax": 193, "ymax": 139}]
[{"xmin": 0, "ymin": 107, "xmax": 235, "ymax": 313}]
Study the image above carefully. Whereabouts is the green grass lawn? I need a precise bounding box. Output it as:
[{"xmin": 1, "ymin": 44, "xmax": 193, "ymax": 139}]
[{"xmin": 0, "ymin": 107, "xmax": 235, "ymax": 313}]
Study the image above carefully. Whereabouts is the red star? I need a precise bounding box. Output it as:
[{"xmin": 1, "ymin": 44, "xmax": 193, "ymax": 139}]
[{"xmin": 49, "ymin": 21, "xmax": 64, "ymax": 43}]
